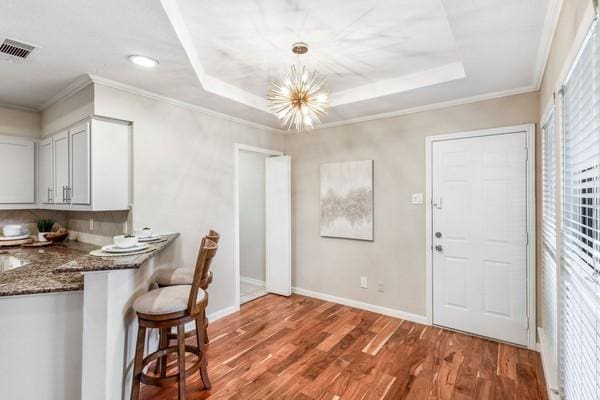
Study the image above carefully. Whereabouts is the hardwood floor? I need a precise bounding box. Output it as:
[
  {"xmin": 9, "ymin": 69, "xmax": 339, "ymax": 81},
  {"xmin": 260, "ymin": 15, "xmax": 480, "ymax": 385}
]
[{"xmin": 139, "ymin": 294, "xmax": 547, "ymax": 400}]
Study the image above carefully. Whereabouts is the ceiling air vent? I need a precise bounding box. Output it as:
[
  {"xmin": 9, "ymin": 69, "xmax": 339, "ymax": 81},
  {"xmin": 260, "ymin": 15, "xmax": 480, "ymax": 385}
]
[{"xmin": 0, "ymin": 38, "xmax": 35, "ymax": 62}]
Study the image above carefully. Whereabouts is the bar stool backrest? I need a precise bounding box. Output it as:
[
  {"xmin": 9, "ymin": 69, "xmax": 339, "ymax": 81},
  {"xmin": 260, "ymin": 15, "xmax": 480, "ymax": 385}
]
[{"xmin": 188, "ymin": 238, "xmax": 218, "ymax": 315}]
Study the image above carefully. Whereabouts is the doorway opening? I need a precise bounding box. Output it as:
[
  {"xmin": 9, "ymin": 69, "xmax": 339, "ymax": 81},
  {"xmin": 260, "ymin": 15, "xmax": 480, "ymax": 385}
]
[
  {"xmin": 239, "ymin": 149, "xmax": 269, "ymax": 304},
  {"xmin": 234, "ymin": 144, "xmax": 291, "ymax": 309}
]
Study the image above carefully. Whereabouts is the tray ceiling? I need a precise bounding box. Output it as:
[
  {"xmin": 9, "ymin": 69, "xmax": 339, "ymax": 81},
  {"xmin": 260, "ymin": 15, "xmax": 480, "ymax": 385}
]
[
  {"xmin": 0, "ymin": 0, "xmax": 559, "ymax": 130},
  {"xmin": 164, "ymin": 0, "xmax": 465, "ymax": 111}
]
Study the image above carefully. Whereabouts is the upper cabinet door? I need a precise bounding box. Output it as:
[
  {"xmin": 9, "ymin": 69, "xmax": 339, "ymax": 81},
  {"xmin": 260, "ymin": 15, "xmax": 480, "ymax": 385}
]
[
  {"xmin": 53, "ymin": 131, "xmax": 70, "ymax": 204},
  {"xmin": 69, "ymin": 122, "xmax": 91, "ymax": 204},
  {"xmin": 39, "ymin": 137, "xmax": 54, "ymax": 204},
  {"xmin": 0, "ymin": 136, "xmax": 35, "ymax": 204}
]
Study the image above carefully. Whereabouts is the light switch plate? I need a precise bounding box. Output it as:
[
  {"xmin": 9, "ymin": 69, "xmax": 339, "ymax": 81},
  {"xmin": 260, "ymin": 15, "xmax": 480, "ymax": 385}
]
[{"xmin": 411, "ymin": 193, "xmax": 424, "ymax": 205}]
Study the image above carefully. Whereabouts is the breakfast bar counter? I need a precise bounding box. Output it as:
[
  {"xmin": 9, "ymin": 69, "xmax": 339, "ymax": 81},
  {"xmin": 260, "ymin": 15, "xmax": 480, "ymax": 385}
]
[
  {"xmin": 0, "ymin": 234, "xmax": 178, "ymax": 296},
  {"xmin": 0, "ymin": 233, "xmax": 181, "ymax": 400}
]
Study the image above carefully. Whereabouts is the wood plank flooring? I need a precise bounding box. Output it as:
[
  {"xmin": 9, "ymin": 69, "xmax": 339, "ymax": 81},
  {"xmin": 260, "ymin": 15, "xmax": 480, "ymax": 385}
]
[{"xmin": 139, "ymin": 294, "xmax": 547, "ymax": 400}]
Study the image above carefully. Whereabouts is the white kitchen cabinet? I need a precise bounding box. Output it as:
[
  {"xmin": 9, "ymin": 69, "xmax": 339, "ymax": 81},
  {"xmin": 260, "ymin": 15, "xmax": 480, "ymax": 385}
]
[
  {"xmin": 0, "ymin": 136, "xmax": 35, "ymax": 206},
  {"xmin": 39, "ymin": 117, "xmax": 130, "ymax": 211},
  {"xmin": 53, "ymin": 130, "xmax": 69, "ymax": 204},
  {"xmin": 69, "ymin": 122, "xmax": 90, "ymax": 205},
  {"xmin": 39, "ymin": 137, "xmax": 54, "ymax": 204}
]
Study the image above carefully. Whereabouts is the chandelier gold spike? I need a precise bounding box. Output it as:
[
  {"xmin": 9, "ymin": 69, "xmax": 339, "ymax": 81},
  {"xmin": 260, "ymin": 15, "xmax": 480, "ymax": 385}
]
[{"xmin": 267, "ymin": 42, "xmax": 329, "ymax": 133}]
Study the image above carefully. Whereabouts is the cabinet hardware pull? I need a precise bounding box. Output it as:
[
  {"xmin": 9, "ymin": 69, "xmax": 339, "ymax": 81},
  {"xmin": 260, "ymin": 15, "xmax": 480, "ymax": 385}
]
[{"xmin": 47, "ymin": 187, "xmax": 53, "ymax": 202}]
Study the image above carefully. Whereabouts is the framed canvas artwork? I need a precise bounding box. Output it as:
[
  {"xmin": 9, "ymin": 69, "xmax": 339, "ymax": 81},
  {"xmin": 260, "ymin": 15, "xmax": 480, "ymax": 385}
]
[{"xmin": 320, "ymin": 160, "xmax": 373, "ymax": 240}]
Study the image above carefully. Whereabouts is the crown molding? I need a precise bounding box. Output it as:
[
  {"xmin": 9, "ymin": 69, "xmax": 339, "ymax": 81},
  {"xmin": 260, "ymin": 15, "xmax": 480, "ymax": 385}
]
[
  {"xmin": 0, "ymin": 102, "xmax": 38, "ymax": 113},
  {"xmin": 39, "ymin": 75, "xmax": 94, "ymax": 111},
  {"xmin": 87, "ymin": 74, "xmax": 284, "ymax": 134},
  {"xmin": 534, "ymin": 0, "xmax": 564, "ymax": 90},
  {"xmin": 316, "ymin": 85, "xmax": 538, "ymax": 130}
]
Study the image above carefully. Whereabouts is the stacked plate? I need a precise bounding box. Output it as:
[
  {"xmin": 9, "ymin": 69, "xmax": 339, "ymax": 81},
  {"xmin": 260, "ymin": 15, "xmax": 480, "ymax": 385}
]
[
  {"xmin": 101, "ymin": 243, "xmax": 150, "ymax": 254},
  {"xmin": 138, "ymin": 234, "xmax": 163, "ymax": 243},
  {"xmin": 0, "ymin": 234, "xmax": 30, "ymax": 241}
]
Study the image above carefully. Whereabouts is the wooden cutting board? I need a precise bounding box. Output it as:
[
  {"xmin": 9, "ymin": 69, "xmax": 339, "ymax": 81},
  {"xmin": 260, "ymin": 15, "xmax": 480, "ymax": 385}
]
[
  {"xmin": 0, "ymin": 238, "xmax": 34, "ymax": 247},
  {"xmin": 22, "ymin": 241, "xmax": 53, "ymax": 248}
]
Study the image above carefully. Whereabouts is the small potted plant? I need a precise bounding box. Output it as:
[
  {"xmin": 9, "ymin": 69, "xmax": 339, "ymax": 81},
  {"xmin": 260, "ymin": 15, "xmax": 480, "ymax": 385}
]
[{"xmin": 37, "ymin": 219, "xmax": 55, "ymax": 242}]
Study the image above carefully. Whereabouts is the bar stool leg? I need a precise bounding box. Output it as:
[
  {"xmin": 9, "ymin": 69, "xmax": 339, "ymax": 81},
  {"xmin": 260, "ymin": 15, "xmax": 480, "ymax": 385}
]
[
  {"xmin": 195, "ymin": 316, "xmax": 211, "ymax": 389},
  {"xmin": 176, "ymin": 324, "xmax": 187, "ymax": 400},
  {"xmin": 203, "ymin": 309, "xmax": 209, "ymax": 344},
  {"xmin": 130, "ymin": 325, "xmax": 147, "ymax": 400}
]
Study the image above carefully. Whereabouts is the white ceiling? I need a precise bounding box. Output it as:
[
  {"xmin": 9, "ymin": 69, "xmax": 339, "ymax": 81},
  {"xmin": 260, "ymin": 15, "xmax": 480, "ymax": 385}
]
[{"xmin": 0, "ymin": 0, "xmax": 559, "ymax": 130}]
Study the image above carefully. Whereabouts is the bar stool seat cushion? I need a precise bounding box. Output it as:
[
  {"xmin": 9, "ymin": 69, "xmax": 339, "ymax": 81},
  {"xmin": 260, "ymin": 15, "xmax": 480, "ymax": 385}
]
[
  {"xmin": 133, "ymin": 285, "xmax": 206, "ymax": 315},
  {"xmin": 155, "ymin": 268, "xmax": 212, "ymax": 286}
]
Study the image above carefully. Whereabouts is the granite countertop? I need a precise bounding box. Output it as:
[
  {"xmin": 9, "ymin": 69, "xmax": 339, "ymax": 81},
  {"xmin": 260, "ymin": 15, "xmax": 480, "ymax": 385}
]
[{"xmin": 0, "ymin": 233, "xmax": 178, "ymax": 297}]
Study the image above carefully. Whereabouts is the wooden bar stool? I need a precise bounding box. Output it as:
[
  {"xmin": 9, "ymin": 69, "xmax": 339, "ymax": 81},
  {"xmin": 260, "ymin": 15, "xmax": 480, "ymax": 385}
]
[
  {"xmin": 130, "ymin": 238, "xmax": 218, "ymax": 400},
  {"xmin": 155, "ymin": 230, "xmax": 219, "ymax": 345}
]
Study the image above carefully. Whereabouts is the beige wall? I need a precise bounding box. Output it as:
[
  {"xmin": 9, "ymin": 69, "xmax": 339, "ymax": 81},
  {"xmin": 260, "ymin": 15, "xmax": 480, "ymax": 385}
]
[
  {"xmin": 539, "ymin": 0, "xmax": 592, "ymax": 114},
  {"xmin": 93, "ymin": 83, "xmax": 285, "ymax": 315},
  {"xmin": 286, "ymin": 92, "xmax": 539, "ymax": 317},
  {"xmin": 41, "ymin": 84, "xmax": 95, "ymax": 136},
  {"xmin": 0, "ymin": 106, "xmax": 40, "ymax": 137},
  {"xmin": 239, "ymin": 150, "xmax": 267, "ymax": 282}
]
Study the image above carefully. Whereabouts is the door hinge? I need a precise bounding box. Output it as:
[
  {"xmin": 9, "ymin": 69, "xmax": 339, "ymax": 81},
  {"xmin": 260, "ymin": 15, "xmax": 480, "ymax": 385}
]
[{"xmin": 524, "ymin": 146, "xmax": 529, "ymax": 161}]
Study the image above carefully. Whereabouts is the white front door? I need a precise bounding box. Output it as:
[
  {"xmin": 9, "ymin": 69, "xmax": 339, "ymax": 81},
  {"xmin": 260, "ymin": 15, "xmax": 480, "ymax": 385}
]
[
  {"xmin": 265, "ymin": 155, "xmax": 292, "ymax": 296},
  {"xmin": 432, "ymin": 132, "xmax": 529, "ymax": 346}
]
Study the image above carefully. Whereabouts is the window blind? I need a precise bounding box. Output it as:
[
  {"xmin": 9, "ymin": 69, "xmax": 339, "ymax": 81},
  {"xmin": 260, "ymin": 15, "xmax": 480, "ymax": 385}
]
[
  {"xmin": 542, "ymin": 109, "xmax": 558, "ymax": 386},
  {"xmin": 560, "ymin": 19, "xmax": 600, "ymax": 400}
]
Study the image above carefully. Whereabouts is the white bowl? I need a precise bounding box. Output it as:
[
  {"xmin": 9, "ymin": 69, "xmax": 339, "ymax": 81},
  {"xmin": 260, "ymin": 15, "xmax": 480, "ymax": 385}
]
[
  {"xmin": 3, "ymin": 225, "xmax": 23, "ymax": 237},
  {"xmin": 113, "ymin": 235, "xmax": 139, "ymax": 249},
  {"xmin": 134, "ymin": 227, "xmax": 153, "ymax": 238}
]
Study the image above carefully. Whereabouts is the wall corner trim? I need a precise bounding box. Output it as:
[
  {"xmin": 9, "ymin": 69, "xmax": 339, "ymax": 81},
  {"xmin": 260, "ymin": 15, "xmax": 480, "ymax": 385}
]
[{"xmin": 292, "ymin": 287, "xmax": 429, "ymax": 325}]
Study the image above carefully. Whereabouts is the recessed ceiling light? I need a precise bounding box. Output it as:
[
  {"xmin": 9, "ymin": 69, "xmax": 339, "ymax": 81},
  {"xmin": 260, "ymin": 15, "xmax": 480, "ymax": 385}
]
[{"xmin": 128, "ymin": 55, "xmax": 159, "ymax": 68}]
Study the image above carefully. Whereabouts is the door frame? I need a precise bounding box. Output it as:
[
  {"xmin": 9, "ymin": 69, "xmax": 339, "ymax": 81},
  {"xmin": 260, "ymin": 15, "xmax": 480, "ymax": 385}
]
[
  {"xmin": 424, "ymin": 124, "xmax": 536, "ymax": 349},
  {"xmin": 234, "ymin": 143, "xmax": 284, "ymax": 311}
]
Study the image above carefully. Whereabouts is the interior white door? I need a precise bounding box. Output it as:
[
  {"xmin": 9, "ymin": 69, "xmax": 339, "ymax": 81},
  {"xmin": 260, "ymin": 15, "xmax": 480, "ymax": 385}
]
[
  {"xmin": 432, "ymin": 132, "xmax": 529, "ymax": 346},
  {"xmin": 69, "ymin": 122, "xmax": 91, "ymax": 204},
  {"xmin": 265, "ymin": 155, "xmax": 291, "ymax": 296},
  {"xmin": 53, "ymin": 131, "xmax": 70, "ymax": 204},
  {"xmin": 40, "ymin": 137, "xmax": 54, "ymax": 204}
]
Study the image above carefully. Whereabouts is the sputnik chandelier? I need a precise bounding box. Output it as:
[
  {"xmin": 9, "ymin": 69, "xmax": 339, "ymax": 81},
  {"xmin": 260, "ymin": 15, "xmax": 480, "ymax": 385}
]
[{"xmin": 267, "ymin": 42, "xmax": 329, "ymax": 133}]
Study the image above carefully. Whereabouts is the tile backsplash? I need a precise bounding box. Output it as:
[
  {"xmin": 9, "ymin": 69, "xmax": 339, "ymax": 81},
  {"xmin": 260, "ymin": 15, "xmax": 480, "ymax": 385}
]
[
  {"xmin": 0, "ymin": 210, "xmax": 67, "ymax": 234},
  {"xmin": 67, "ymin": 210, "xmax": 130, "ymax": 246},
  {"xmin": 0, "ymin": 209, "xmax": 130, "ymax": 246}
]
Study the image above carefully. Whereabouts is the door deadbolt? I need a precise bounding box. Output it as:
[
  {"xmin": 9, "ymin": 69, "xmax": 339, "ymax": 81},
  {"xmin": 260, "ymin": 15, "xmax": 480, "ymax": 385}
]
[{"xmin": 435, "ymin": 232, "xmax": 442, "ymax": 238}]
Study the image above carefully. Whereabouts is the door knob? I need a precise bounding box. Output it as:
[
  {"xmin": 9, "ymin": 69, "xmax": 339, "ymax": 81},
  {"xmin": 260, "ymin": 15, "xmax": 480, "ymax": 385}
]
[
  {"xmin": 435, "ymin": 245, "xmax": 443, "ymax": 252},
  {"xmin": 435, "ymin": 232, "xmax": 442, "ymax": 238}
]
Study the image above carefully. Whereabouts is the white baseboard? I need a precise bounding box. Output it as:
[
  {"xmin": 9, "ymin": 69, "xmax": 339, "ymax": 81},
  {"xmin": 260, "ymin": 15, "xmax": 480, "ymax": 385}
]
[
  {"xmin": 184, "ymin": 305, "xmax": 238, "ymax": 332},
  {"xmin": 537, "ymin": 327, "xmax": 561, "ymax": 400},
  {"xmin": 240, "ymin": 276, "xmax": 266, "ymax": 288},
  {"xmin": 207, "ymin": 305, "xmax": 237, "ymax": 323},
  {"xmin": 292, "ymin": 287, "xmax": 428, "ymax": 325}
]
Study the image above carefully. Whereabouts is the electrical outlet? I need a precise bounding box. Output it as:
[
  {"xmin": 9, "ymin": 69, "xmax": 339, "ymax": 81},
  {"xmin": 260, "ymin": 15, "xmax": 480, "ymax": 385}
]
[
  {"xmin": 89, "ymin": 218, "xmax": 94, "ymax": 231},
  {"xmin": 360, "ymin": 276, "xmax": 368, "ymax": 289},
  {"xmin": 377, "ymin": 281, "xmax": 384, "ymax": 292}
]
